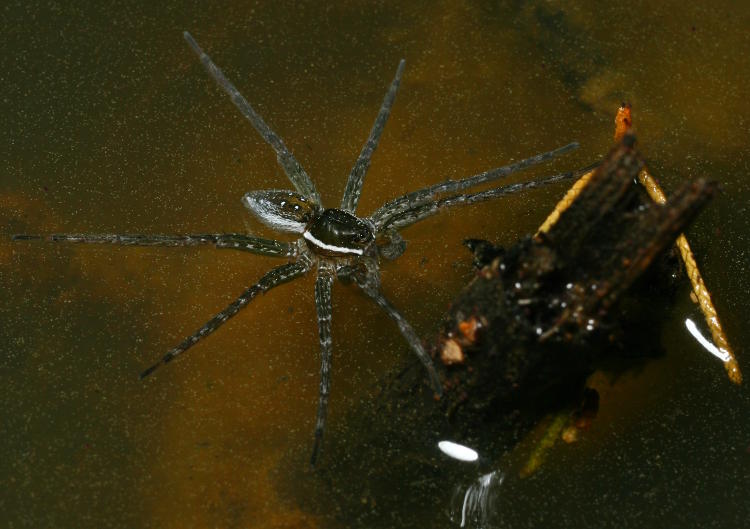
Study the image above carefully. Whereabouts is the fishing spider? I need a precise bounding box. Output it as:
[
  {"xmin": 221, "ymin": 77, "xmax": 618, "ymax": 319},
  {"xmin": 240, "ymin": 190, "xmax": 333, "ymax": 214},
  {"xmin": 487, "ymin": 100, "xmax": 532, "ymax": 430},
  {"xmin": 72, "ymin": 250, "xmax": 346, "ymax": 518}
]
[{"xmin": 14, "ymin": 32, "xmax": 579, "ymax": 464}]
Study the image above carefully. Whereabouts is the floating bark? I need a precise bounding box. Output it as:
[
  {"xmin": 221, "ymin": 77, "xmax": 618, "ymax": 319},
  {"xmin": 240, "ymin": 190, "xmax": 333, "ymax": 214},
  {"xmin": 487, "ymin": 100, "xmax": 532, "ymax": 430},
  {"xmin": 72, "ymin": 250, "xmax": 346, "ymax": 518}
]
[{"xmin": 432, "ymin": 135, "xmax": 716, "ymax": 421}]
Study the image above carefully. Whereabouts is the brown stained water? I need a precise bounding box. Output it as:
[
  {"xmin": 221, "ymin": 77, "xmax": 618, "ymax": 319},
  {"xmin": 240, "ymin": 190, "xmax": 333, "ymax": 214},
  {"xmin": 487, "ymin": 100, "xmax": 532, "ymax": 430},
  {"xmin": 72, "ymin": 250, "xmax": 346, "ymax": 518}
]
[{"xmin": 2, "ymin": 1, "xmax": 749, "ymax": 528}]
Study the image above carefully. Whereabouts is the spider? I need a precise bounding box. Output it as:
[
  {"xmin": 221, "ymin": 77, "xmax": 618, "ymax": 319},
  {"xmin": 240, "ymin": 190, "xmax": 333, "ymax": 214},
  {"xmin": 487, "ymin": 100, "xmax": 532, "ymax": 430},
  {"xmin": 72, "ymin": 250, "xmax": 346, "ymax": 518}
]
[{"xmin": 14, "ymin": 32, "xmax": 580, "ymax": 464}]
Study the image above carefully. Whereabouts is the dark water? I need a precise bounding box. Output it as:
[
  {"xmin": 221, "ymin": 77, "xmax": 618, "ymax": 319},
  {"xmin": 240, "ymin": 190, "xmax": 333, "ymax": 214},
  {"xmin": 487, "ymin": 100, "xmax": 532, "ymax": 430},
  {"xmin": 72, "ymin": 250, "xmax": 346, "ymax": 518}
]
[{"xmin": 2, "ymin": 2, "xmax": 749, "ymax": 527}]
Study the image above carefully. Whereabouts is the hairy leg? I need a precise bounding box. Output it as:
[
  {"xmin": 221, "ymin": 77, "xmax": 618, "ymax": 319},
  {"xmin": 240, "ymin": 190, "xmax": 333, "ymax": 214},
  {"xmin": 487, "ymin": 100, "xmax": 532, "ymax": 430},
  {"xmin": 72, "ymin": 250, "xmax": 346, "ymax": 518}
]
[
  {"xmin": 369, "ymin": 142, "xmax": 578, "ymax": 229},
  {"xmin": 310, "ymin": 263, "xmax": 334, "ymax": 465},
  {"xmin": 357, "ymin": 280, "xmax": 443, "ymax": 397},
  {"xmin": 341, "ymin": 59, "xmax": 405, "ymax": 213},
  {"xmin": 183, "ymin": 31, "xmax": 321, "ymax": 204},
  {"xmin": 381, "ymin": 168, "xmax": 588, "ymax": 231},
  {"xmin": 13, "ymin": 233, "xmax": 298, "ymax": 257},
  {"xmin": 140, "ymin": 258, "xmax": 311, "ymax": 379}
]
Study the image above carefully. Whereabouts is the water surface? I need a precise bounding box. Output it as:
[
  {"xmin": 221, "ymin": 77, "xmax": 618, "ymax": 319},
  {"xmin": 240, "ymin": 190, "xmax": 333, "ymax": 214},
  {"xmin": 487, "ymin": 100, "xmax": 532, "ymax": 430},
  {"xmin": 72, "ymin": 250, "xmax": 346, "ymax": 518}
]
[{"xmin": 2, "ymin": 1, "xmax": 749, "ymax": 527}]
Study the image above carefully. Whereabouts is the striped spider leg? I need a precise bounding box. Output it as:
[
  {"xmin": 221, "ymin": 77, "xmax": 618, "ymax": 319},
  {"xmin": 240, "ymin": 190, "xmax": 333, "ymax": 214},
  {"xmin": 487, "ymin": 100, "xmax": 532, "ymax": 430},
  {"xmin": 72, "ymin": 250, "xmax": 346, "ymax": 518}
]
[
  {"xmin": 13, "ymin": 31, "xmax": 580, "ymax": 465},
  {"xmin": 368, "ymin": 141, "xmax": 580, "ymax": 231},
  {"xmin": 140, "ymin": 257, "xmax": 312, "ymax": 379},
  {"xmin": 183, "ymin": 32, "xmax": 321, "ymax": 204},
  {"xmin": 11, "ymin": 232, "xmax": 307, "ymax": 376},
  {"xmin": 378, "ymin": 164, "xmax": 594, "ymax": 232}
]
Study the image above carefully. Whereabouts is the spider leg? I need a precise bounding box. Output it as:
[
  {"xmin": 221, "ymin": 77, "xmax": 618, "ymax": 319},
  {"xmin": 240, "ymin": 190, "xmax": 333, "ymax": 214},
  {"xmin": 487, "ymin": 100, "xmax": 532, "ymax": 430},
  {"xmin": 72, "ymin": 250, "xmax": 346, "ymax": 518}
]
[
  {"xmin": 359, "ymin": 283, "xmax": 443, "ymax": 397},
  {"xmin": 341, "ymin": 60, "xmax": 406, "ymax": 213},
  {"xmin": 12, "ymin": 233, "xmax": 297, "ymax": 258},
  {"xmin": 214, "ymin": 234, "xmax": 298, "ymax": 257},
  {"xmin": 310, "ymin": 264, "xmax": 334, "ymax": 466},
  {"xmin": 369, "ymin": 142, "xmax": 579, "ymax": 229},
  {"xmin": 382, "ymin": 168, "xmax": 585, "ymax": 231},
  {"xmin": 139, "ymin": 258, "xmax": 310, "ymax": 379},
  {"xmin": 183, "ymin": 31, "xmax": 321, "ymax": 205}
]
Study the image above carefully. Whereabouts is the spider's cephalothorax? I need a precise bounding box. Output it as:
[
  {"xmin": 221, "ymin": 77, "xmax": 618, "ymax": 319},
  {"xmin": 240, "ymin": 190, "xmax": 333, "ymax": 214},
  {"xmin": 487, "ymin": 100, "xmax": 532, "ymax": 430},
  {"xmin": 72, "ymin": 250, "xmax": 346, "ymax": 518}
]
[
  {"xmin": 303, "ymin": 208, "xmax": 376, "ymax": 257},
  {"xmin": 14, "ymin": 32, "xmax": 581, "ymax": 464}
]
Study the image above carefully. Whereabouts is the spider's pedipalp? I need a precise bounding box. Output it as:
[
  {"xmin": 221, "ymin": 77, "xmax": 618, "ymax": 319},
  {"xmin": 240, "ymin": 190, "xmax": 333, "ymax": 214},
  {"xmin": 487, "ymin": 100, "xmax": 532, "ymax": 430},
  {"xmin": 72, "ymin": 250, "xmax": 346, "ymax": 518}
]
[
  {"xmin": 311, "ymin": 263, "xmax": 335, "ymax": 466},
  {"xmin": 140, "ymin": 259, "xmax": 311, "ymax": 379},
  {"xmin": 183, "ymin": 32, "xmax": 321, "ymax": 204},
  {"xmin": 369, "ymin": 142, "xmax": 579, "ymax": 230},
  {"xmin": 382, "ymin": 168, "xmax": 585, "ymax": 232},
  {"xmin": 341, "ymin": 59, "xmax": 406, "ymax": 214},
  {"xmin": 243, "ymin": 190, "xmax": 318, "ymax": 233},
  {"xmin": 377, "ymin": 230, "xmax": 407, "ymax": 260},
  {"xmin": 15, "ymin": 233, "xmax": 297, "ymax": 258}
]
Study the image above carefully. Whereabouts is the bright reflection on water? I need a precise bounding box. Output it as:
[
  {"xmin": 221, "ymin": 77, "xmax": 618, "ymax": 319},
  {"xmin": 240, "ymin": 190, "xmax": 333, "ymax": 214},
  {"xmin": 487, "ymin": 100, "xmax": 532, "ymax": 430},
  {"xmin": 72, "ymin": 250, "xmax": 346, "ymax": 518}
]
[
  {"xmin": 439, "ymin": 440, "xmax": 481, "ymax": 462},
  {"xmin": 685, "ymin": 317, "xmax": 731, "ymax": 363},
  {"xmin": 3, "ymin": 1, "xmax": 750, "ymax": 528}
]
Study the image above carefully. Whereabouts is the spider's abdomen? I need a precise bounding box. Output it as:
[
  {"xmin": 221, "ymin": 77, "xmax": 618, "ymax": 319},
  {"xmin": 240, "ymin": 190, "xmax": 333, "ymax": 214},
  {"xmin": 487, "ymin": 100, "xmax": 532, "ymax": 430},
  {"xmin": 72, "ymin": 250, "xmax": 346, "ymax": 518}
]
[
  {"xmin": 303, "ymin": 208, "xmax": 374, "ymax": 256},
  {"xmin": 243, "ymin": 190, "xmax": 317, "ymax": 233}
]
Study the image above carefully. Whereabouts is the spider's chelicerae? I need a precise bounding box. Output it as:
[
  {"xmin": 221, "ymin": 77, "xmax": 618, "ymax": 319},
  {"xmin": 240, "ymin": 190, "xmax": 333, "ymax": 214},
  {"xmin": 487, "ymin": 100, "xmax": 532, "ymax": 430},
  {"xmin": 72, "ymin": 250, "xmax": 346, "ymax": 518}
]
[{"xmin": 15, "ymin": 32, "xmax": 580, "ymax": 464}]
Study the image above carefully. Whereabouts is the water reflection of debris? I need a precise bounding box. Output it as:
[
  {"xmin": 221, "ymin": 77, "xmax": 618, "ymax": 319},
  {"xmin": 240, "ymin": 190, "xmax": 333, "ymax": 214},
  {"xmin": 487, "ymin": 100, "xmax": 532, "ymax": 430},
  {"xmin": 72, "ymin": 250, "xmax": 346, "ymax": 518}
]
[{"xmin": 451, "ymin": 470, "xmax": 504, "ymax": 528}]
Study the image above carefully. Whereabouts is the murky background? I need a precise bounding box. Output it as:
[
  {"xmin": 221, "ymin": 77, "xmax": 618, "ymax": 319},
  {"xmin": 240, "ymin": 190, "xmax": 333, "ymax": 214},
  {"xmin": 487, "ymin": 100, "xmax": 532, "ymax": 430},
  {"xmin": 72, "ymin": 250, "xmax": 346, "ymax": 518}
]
[{"xmin": 2, "ymin": 1, "xmax": 749, "ymax": 527}]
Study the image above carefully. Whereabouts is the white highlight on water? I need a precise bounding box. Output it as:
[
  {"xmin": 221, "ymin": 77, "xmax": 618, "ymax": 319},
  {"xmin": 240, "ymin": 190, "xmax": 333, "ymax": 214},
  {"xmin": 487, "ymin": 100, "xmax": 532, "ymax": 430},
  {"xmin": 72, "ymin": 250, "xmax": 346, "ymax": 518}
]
[
  {"xmin": 685, "ymin": 317, "xmax": 731, "ymax": 362},
  {"xmin": 438, "ymin": 440, "xmax": 479, "ymax": 462}
]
